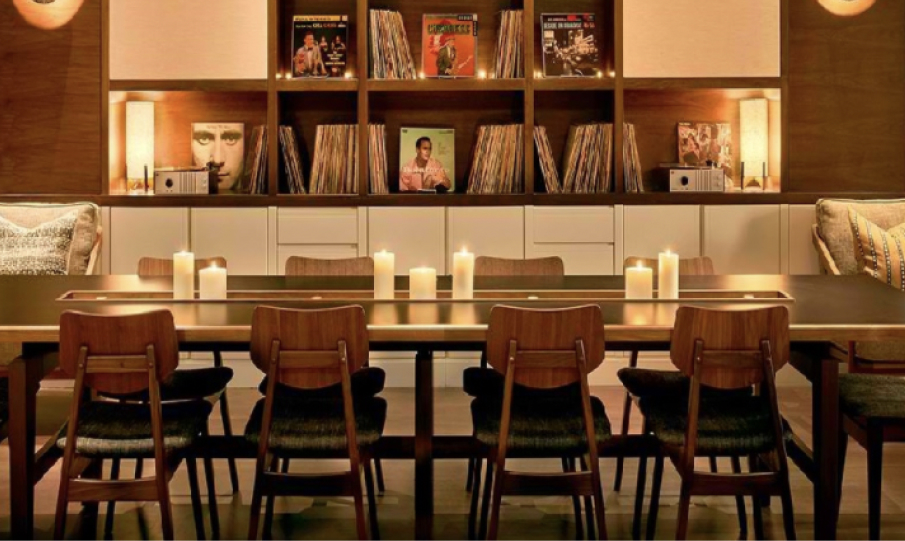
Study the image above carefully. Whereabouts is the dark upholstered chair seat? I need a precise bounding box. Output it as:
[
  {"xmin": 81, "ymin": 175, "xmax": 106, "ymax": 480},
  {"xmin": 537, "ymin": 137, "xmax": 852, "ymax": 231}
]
[
  {"xmin": 100, "ymin": 366, "xmax": 233, "ymax": 402},
  {"xmin": 618, "ymin": 367, "xmax": 752, "ymax": 400},
  {"xmin": 257, "ymin": 366, "xmax": 385, "ymax": 399},
  {"xmin": 840, "ymin": 373, "xmax": 905, "ymax": 420},
  {"xmin": 463, "ymin": 367, "xmax": 580, "ymax": 399},
  {"xmin": 640, "ymin": 395, "xmax": 778, "ymax": 455},
  {"xmin": 56, "ymin": 400, "xmax": 213, "ymax": 457},
  {"xmin": 471, "ymin": 393, "xmax": 612, "ymax": 454},
  {"xmin": 244, "ymin": 394, "xmax": 387, "ymax": 455}
]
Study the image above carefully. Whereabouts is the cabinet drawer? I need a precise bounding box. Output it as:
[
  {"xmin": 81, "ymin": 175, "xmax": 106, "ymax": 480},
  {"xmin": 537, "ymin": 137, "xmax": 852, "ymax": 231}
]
[
  {"xmin": 532, "ymin": 207, "xmax": 614, "ymax": 244},
  {"xmin": 278, "ymin": 208, "xmax": 360, "ymax": 245}
]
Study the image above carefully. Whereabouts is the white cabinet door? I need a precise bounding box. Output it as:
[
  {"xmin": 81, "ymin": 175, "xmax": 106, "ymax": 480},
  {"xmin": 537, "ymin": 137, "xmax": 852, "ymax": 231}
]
[
  {"xmin": 704, "ymin": 205, "xmax": 782, "ymax": 274},
  {"xmin": 526, "ymin": 206, "xmax": 615, "ymax": 275},
  {"xmin": 369, "ymin": 207, "xmax": 446, "ymax": 274},
  {"xmin": 623, "ymin": 206, "xmax": 701, "ymax": 265},
  {"xmin": 191, "ymin": 208, "xmax": 269, "ymax": 275},
  {"xmin": 447, "ymin": 207, "xmax": 524, "ymax": 266},
  {"xmin": 110, "ymin": 208, "xmax": 189, "ymax": 274},
  {"xmin": 530, "ymin": 244, "xmax": 615, "ymax": 275},
  {"xmin": 789, "ymin": 205, "xmax": 820, "ymax": 275}
]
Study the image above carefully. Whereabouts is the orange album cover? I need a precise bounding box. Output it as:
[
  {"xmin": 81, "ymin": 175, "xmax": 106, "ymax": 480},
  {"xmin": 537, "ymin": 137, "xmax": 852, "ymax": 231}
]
[{"xmin": 421, "ymin": 14, "xmax": 477, "ymax": 78}]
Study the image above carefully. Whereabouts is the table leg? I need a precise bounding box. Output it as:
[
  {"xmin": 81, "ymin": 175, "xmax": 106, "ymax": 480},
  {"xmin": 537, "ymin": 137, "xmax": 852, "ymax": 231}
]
[
  {"xmin": 415, "ymin": 348, "xmax": 434, "ymax": 540},
  {"xmin": 8, "ymin": 355, "xmax": 42, "ymax": 540},
  {"xmin": 813, "ymin": 356, "xmax": 840, "ymax": 540}
]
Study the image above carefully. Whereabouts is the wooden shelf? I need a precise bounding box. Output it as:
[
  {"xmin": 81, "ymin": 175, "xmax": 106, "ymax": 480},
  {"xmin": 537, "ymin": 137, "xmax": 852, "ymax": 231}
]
[
  {"xmin": 367, "ymin": 79, "xmax": 526, "ymax": 92},
  {"xmin": 276, "ymin": 78, "xmax": 360, "ymax": 92},
  {"xmin": 109, "ymin": 80, "xmax": 268, "ymax": 92},
  {"xmin": 623, "ymin": 77, "xmax": 783, "ymax": 90},
  {"xmin": 533, "ymin": 77, "xmax": 616, "ymax": 91}
]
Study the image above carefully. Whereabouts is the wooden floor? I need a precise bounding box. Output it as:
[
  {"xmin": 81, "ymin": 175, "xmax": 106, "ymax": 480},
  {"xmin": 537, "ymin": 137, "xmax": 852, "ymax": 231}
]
[{"xmin": 3, "ymin": 386, "xmax": 904, "ymax": 540}]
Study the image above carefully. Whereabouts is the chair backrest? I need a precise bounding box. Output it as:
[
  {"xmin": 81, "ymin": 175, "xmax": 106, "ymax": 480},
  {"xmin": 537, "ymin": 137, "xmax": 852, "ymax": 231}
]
[
  {"xmin": 486, "ymin": 305, "xmax": 604, "ymax": 389},
  {"xmin": 670, "ymin": 306, "xmax": 790, "ymax": 389},
  {"xmin": 474, "ymin": 256, "xmax": 565, "ymax": 277},
  {"xmin": 285, "ymin": 256, "xmax": 374, "ymax": 276},
  {"xmin": 59, "ymin": 310, "xmax": 180, "ymax": 395},
  {"xmin": 250, "ymin": 305, "xmax": 370, "ymax": 389},
  {"xmin": 623, "ymin": 256, "xmax": 715, "ymax": 276},
  {"xmin": 138, "ymin": 256, "xmax": 228, "ymax": 277}
]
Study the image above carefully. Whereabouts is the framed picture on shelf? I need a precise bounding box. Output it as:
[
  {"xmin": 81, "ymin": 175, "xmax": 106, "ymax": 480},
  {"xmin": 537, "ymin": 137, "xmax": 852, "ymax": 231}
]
[
  {"xmin": 399, "ymin": 127, "xmax": 455, "ymax": 193},
  {"xmin": 421, "ymin": 14, "xmax": 477, "ymax": 78},
  {"xmin": 291, "ymin": 15, "xmax": 349, "ymax": 78},
  {"xmin": 541, "ymin": 13, "xmax": 600, "ymax": 77},
  {"xmin": 677, "ymin": 121, "xmax": 732, "ymax": 168},
  {"xmin": 191, "ymin": 122, "xmax": 245, "ymax": 191}
]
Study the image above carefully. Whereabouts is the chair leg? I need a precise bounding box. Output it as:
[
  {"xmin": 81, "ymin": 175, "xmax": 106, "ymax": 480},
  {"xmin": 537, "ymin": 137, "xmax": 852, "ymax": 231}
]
[
  {"xmin": 374, "ymin": 458, "xmax": 386, "ymax": 495},
  {"xmin": 202, "ymin": 452, "xmax": 221, "ymax": 540},
  {"xmin": 467, "ymin": 457, "xmax": 476, "ymax": 492},
  {"xmin": 135, "ymin": 457, "xmax": 144, "ymax": 478},
  {"xmin": 487, "ymin": 458, "xmax": 506, "ymax": 541},
  {"xmin": 54, "ymin": 461, "xmax": 73, "ymax": 540},
  {"xmin": 632, "ymin": 447, "xmax": 649, "ymax": 540},
  {"xmin": 479, "ymin": 458, "xmax": 494, "ymax": 540},
  {"xmin": 104, "ymin": 458, "xmax": 121, "ymax": 540},
  {"xmin": 187, "ymin": 459, "xmax": 207, "ymax": 540},
  {"xmin": 264, "ymin": 456, "xmax": 280, "ymax": 539},
  {"xmin": 615, "ymin": 349, "xmax": 640, "ymax": 492},
  {"xmin": 731, "ymin": 455, "xmax": 748, "ymax": 538},
  {"xmin": 350, "ymin": 466, "xmax": 369, "ymax": 541},
  {"xmin": 750, "ymin": 455, "xmax": 765, "ymax": 541},
  {"xmin": 563, "ymin": 457, "xmax": 584, "ymax": 540},
  {"xmin": 468, "ymin": 457, "xmax": 483, "ymax": 540},
  {"xmin": 157, "ymin": 467, "xmax": 175, "ymax": 541},
  {"xmin": 247, "ymin": 460, "xmax": 265, "ymax": 541},
  {"xmin": 646, "ymin": 454, "xmax": 664, "ymax": 541},
  {"xmin": 675, "ymin": 480, "xmax": 691, "ymax": 541},
  {"xmin": 709, "ymin": 456, "xmax": 718, "ymax": 472},
  {"xmin": 214, "ymin": 350, "xmax": 240, "ymax": 495},
  {"xmin": 838, "ymin": 425, "xmax": 849, "ymax": 513},
  {"xmin": 867, "ymin": 427, "xmax": 884, "ymax": 541},
  {"xmin": 363, "ymin": 458, "xmax": 381, "ymax": 540},
  {"xmin": 580, "ymin": 455, "xmax": 596, "ymax": 540},
  {"xmin": 779, "ymin": 467, "xmax": 797, "ymax": 541}
]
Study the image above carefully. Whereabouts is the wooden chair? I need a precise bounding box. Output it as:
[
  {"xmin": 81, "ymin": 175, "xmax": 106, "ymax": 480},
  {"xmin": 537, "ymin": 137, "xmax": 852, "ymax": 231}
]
[
  {"xmin": 246, "ymin": 306, "xmax": 382, "ymax": 540},
  {"xmin": 614, "ymin": 256, "xmax": 715, "ymax": 492},
  {"xmin": 283, "ymin": 255, "xmax": 386, "ymax": 496},
  {"xmin": 637, "ymin": 306, "xmax": 796, "ymax": 541},
  {"xmin": 468, "ymin": 305, "xmax": 609, "ymax": 540},
  {"xmin": 54, "ymin": 310, "xmax": 213, "ymax": 540}
]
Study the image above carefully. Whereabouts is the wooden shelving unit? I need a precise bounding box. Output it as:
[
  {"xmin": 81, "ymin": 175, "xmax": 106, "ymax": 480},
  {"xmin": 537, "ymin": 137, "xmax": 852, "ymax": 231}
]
[{"xmin": 99, "ymin": 0, "xmax": 790, "ymax": 206}]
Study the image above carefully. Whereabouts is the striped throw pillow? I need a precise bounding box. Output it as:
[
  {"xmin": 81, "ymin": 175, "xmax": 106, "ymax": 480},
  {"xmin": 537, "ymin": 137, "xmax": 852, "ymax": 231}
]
[{"xmin": 849, "ymin": 208, "xmax": 905, "ymax": 290}]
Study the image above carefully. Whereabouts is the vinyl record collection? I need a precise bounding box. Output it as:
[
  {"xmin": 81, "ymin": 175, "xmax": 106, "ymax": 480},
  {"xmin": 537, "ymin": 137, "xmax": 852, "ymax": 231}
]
[
  {"xmin": 278, "ymin": 125, "xmax": 305, "ymax": 195},
  {"xmin": 370, "ymin": 9, "xmax": 417, "ymax": 79},
  {"xmin": 534, "ymin": 123, "xmax": 613, "ymax": 194},
  {"xmin": 467, "ymin": 124, "xmax": 523, "ymax": 194},
  {"xmin": 241, "ymin": 125, "xmax": 268, "ymax": 195},
  {"xmin": 309, "ymin": 124, "xmax": 359, "ymax": 195},
  {"xmin": 494, "ymin": 10, "xmax": 523, "ymax": 79},
  {"xmin": 623, "ymin": 123, "xmax": 644, "ymax": 193},
  {"xmin": 369, "ymin": 124, "xmax": 390, "ymax": 195}
]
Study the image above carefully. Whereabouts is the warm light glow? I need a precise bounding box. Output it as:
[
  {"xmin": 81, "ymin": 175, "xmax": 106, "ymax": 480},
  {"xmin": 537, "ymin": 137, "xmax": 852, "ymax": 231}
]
[
  {"xmin": 13, "ymin": 0, "xmax": 84, "ymax": 30},
  {"xmin": 419, "ymin": 72, "xmax": 426, "ymax": 79},
  {"xmin": 276, "ymin": 73, "xmax": 283, "ymax": 79},
  {"xmin": 126, "ymin": 102, "xmax": 154, "ymax": 185},
  {"xmin": 740, "ymin": 98, "xmax": 769, "ymax": 183},
  {"xmin": 478, "ymin": 70, "xmax": 487, "ymax": 79},
  {"xmin": 285, "ymin": 72, "xmax": 292, "ymax": 79},
  {"xmin": 818, "ymin": 0, "xmax": 876, "ymax": 16},
  {"xmin": 608, "ymin": 70, "xmax": 616, "ymax": 78},
  {"xmin": 596, "ymin": 70, "xmax": 603, "ymax": 79},
  {"xmin": 636, "ymin": 262, "xmax": 645, "ymax": 269},
  {"xmin": 344, "ymin": 71, "xmax": 353, "ymax": 79}
]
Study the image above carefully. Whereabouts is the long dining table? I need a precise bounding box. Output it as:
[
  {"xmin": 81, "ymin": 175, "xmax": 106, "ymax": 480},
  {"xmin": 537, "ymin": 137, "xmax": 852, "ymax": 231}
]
[{"xmin": 1, "ymin": 273, "xmax": 904, "ymax": 539}]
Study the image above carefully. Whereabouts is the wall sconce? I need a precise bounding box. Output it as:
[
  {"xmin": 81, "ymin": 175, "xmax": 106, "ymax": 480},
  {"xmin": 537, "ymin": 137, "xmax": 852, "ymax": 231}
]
[
  {"xmin": 126, "ymin": 102, "xmax": 155, "ymax": 194},
  {"xmin": 818, "ymin": 0, "xmax": 876, "ymax": 16},
  {"xmin": 740, "ymin": 98, "xmax": 769, "ymax": 191}
]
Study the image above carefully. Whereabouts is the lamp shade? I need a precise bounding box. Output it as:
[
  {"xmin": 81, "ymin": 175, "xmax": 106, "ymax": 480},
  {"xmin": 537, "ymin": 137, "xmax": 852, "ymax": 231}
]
[
  {"xmin": 126, "ymin": 102, "xmax": 155, "ymax": 181},
  {"xmin": 740, "ymin": 98, "xmax": 768, "ymax": 179}
]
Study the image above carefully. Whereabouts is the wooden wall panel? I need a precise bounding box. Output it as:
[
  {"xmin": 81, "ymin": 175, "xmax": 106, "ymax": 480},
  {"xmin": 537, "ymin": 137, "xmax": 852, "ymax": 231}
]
[
  {"xmin": 787, "ymin": 1, "xmax": 905, "ymax": 193},
  {"xmin": 0, "ymin": 0, "xmax": 101, "ymax": 194}
]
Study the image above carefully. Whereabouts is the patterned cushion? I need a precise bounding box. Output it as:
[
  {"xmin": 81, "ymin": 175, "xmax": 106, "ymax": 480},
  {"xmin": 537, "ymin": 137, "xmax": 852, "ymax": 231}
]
[
  {"xmin": 257, "ymin": 366, "xmax": 385, "ymax": 399},
  {"xmin": 244, "ymin": 394, "xmax": 387, "ymax": 455},
  {"xmin": 840, "ymin": 373, "xmax": 905, "ymax": 420},
  {"xmin": 462, "ymin": 366, "xmax": 580, "ymax": 399},
  {"xmin": 817, "ymin": 199, "xmax": 905, "ymax": 276},
  {"xmin": 471, "ymin": 392, "xmax": 612, "ymax": 454},
  {"xmin": 0, "ymin": 213, "xmax": 78, "ymax": 275},
  {"xmin": 617, "ymin": 368, "xmax": 753, "ymax": 400},
  {"xmin": 640, "ymin": 394, "xmax": 779, "ymax": 455},
  {"xmin": 56, "ymin": 400, "xmax": 213, "ymax": 457},
  {"xmin": 849, "ymin": 208, "xmax": 905, "ymax": 290},
  {"xmin": 101, "ymin": 367, "xmax": 234, "ymax": 402},
  {"xmin": 0, "ymin": 203, "xmax": 99, "ymax": 275}
]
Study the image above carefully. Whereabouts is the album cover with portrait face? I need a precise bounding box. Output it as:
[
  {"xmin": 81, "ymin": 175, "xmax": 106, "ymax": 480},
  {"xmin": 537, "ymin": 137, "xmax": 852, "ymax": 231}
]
[
  {"xmin": 399, "ymin": 127, "xmax": 455, "ymax": 192},
  {"xmin": 422, "ymin": 14, "xmax": 477, "ymax": 78},
  {"xmin": 191, "ymin": 123, "xmax": 245, "ymax": 190}
]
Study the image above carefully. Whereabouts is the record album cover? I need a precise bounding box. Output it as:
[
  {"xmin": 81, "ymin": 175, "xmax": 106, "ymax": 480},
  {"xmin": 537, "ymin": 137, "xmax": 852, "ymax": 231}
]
[
  {"xmin": 541, "ymin": 14, "xmax": 600, "ymax": 77},
  {"xmin": 191, "ymin": 122, "xmax": 245, "ymax": 190},
  {"xmin": 292, "ymin": 15, "xmax": 349, "ymax": 78},
  {"xmin": 421, "ymin": 14, "xmax": 477, "ymax": 78},
  {"xmin": 399, "ymin": 127, "xmax": 455, "ymax": 192},
  {"xmin": 677, "ymin": 121, "xmax": 732, "ymax": 168}
]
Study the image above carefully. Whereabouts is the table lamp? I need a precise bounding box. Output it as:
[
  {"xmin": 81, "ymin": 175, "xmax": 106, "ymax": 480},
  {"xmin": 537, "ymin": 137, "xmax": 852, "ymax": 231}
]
[{"xmin": 126, "ymin": 101, "xmax": 155, "ymax": 194}]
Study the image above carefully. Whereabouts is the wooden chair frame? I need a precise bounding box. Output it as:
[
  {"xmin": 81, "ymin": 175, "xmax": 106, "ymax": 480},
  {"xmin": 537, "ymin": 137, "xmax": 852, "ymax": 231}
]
[
  {"xmin": 54, "ymin": 345, "xmax": 205, "ymax": 541},
  {"xmin": 247, "ymin": 338, "xmax": 379, "ymax": 541},
  {"xmin": 644, "ymin": 339, "xmax": 796, "ymax": 541},
  {"xmin": 482, "ymin": 337, "xmax": 607, "ymax": 541}
]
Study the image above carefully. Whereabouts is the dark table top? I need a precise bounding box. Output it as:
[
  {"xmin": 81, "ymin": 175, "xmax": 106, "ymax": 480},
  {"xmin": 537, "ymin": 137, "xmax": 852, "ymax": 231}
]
[{"xmin": 1, "ymin": 274, "xmax": 903, "ymax": 344}]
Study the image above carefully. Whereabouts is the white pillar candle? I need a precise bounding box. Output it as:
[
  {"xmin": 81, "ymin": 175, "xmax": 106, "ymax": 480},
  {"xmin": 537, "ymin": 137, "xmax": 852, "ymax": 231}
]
[
  {"xmin": 625, "ymin": 262, "xmax": 653, "ymax": 299},
  {"xmin": 409, "ymin": 267, "xmax": 437, "ymax": 300},
  {"xmin": 173, "ymin": 251, "xmax": 195, "ymax": 300},
  {"xmin": 658, "ymin": 250, "xmax": 680, "ymax": 300},
  {"xmin": 199, "ymin": 263, "xmax": 227, "ymax": 300},
  {"xmin": 374, "ymin": 250, "xmax": 395, "ymax": 300},
  {"xmin": 452, "ymin": 248, "xmax": 475, "ymax": 299}
]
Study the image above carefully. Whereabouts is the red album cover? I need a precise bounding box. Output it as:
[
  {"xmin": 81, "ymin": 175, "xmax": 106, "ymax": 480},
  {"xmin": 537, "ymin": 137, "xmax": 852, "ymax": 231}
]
[{"xmin": 421, "ymin": 14, "xmax": 477, "ymax": 78}]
